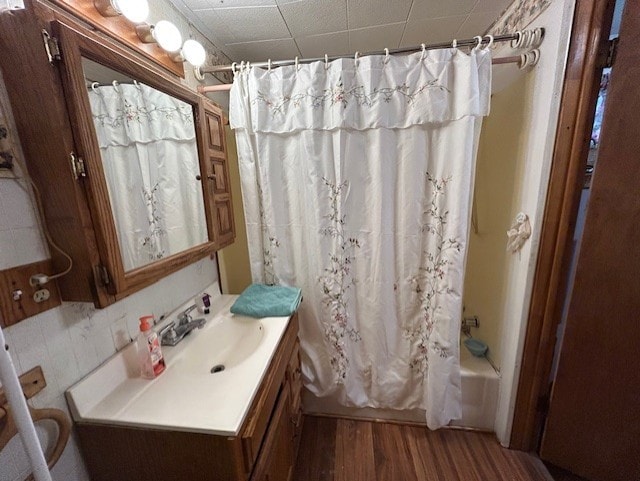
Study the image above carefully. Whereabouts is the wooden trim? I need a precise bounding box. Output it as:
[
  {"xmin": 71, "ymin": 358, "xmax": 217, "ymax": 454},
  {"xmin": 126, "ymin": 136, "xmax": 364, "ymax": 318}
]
[
  {"xmin": 509, "ymin": 0, "xmax": 616, "ymax": 451},
  {"xmin": 48, "ymin": 0, "xmax": 185, "ymax": 78}
]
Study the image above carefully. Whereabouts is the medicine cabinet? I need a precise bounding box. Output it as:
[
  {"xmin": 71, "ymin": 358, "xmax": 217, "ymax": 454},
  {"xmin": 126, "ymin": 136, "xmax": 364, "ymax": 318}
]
[{"xmin": 0, "ymin": 3, "xmax": 234, "ymax": 308}]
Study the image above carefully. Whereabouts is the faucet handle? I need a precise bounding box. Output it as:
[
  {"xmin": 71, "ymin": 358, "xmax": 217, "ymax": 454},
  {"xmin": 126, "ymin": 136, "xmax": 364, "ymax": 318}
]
[
  {"xmin": 177, "ymin": 304, "xmax": 198, "ymax": 325},
  {"xmin": 159, "ymin": 321, "xmax": 177, "ymax": 342}
]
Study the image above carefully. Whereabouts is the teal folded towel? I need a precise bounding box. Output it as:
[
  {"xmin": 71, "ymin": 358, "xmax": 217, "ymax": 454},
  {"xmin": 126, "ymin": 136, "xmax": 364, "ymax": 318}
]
[{"xmin": 230, "ymin": 284, "xmax": 302, "ymax": 318}]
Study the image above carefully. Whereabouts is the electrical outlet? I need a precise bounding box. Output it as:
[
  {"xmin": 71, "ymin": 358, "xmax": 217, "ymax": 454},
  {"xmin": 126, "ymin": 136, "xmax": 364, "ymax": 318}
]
[{"xmin": 33, "ymin": 289, "xmax": 50, "ymax": 303}]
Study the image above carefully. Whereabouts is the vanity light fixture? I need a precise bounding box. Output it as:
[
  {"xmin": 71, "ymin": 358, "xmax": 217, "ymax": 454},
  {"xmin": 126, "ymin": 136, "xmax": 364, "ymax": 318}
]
[
  {"xmin": 155, "ymin": 20, "xmax": 183, "ymax": 52},
  {"xmin": 94, "ymin": 0, "xmax": 149, "ymax": 23},
  {"xmin": 181, "ymin": 39, "xmax": 207, "ymax": 67}
]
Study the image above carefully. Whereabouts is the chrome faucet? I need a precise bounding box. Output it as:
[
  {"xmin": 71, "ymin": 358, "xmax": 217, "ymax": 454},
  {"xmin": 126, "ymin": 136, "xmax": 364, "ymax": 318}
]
[{"xmin": 160, "ymin": 304, "xmax": 206, "ymax": 346}]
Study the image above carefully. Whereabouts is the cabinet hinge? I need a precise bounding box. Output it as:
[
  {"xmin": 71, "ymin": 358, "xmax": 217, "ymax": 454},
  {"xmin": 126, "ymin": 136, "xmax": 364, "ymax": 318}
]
[
  {"xmin": 42, "ymin": 29, "xmax": 61, "ymax": 64},
  {"xmin": 70, "ymin": 152, "xmax": 87, "ymax": 180},
  {"xmin": 96, "ymin": 265, "xmax": 111, "ymax": 286},
  {"xmin": 605, "ymin": 37, "xmax": 619, "ymax": 69}
]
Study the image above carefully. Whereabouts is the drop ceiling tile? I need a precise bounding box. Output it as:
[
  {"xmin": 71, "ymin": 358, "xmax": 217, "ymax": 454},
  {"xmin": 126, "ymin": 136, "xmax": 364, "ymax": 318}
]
[
  {"xmin": 194, "ymin": 9, "xmax": 239, "ymax": 44},
  {"xmin": 279, "ymin": 0, "xmax": 347, "ymax": 36},
  {"xmin": 295, "ymin": 31, "xmax": 350, "ymax": 58},
  {"xmin": 349, "ymin": 22, "xmax": 404, "ymax": 53},
  {"xmin": 409, "ymin": 0, "xmax": 478, "ymax": 21},
  {"xmin": 347, "ymin": 0, "xmax": 413, "ymax": 29},
  {"xmin": 208, "ymin": 0, "xmax": 277, "ymax": 7},
  {"xmin": 224, "ymin": 38, "xmax": 300, "ymax": 62},
  {"xmin": 472, "ymin": 0, "xmax": 512, "ymax": 15},
  {"xmin": 181, "ymin": 0, "xmax": 217, "ymax": 10},
  {"xmin": 401, "ymin": 15, "xmax": 467, "ymax": 47},
  {"xmin": 456, "ymin": 10, "xmax": 501, "ymax": 38},
  {"xmin": 214, "ymin": 6, "xmax": 291, "ymax": 42}
]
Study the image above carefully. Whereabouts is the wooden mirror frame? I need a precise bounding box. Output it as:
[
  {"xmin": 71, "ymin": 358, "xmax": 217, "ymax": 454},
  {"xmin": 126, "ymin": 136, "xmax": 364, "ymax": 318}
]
[{"xmin": 53, "ymin": 20, "xmax": 217, "ymax": 298}]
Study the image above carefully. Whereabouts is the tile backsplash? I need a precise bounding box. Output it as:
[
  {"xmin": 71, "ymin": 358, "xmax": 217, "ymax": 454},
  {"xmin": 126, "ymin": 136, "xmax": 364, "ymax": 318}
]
[{"xmin": 1, "ymin": 256, "xmax": 218, "ymax": 481}]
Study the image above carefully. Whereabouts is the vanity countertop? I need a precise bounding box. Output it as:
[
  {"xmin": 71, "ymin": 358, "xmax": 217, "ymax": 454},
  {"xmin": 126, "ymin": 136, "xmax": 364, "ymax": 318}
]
[{"xmin": 65, "ymin": 285, "xmax": 291, "ymax": 436}]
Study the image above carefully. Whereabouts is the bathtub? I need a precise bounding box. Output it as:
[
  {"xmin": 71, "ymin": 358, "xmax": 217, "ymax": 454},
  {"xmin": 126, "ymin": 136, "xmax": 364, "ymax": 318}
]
[{"xmin": 302, "ymin": 345, "xmax": 499, "ymax": 431}]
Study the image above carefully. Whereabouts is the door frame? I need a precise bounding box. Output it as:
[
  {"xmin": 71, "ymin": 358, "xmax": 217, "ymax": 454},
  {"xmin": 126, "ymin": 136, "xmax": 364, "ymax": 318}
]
[{"xmin": 509, "ymin": 0, "xmax": 616, "ymax": 451}]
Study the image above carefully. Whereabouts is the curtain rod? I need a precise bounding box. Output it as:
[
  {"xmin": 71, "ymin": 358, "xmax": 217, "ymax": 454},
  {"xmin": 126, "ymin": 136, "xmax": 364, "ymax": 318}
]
[{"xmin": 199, "ymin": 29, "xmax": 544, "ymax": 74}]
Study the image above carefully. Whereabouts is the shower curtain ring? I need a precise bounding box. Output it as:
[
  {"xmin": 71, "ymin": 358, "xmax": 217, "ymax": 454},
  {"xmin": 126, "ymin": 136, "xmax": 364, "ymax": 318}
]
[
  {"xmin": 384, "ymin": 47, "xmax": 390, "ymax": 64},
  {"xmin": 473, "ymin": 35, "xmax": 483, "ymax": 51},
  {"xmin": 483, "ymin": 35, "xmax": 494, "ymax": 50},
  {"xmin": 231, "ymin": 62, "xmax": 237, "ymax": 75},
  {"xmin": 452, "ymin": 38, "xmax": 457, "ymax": 49},
  {"xmin": 325, "ymin": 54, "xmax": 329, "ymax": 70},
  {"xmin": 91, "ymin": 82, "xmax": 99, "ymax": 92},
  {"xmin": 268, "ymin": 59, "xmax": 272, "ymax": 72},
  {"xmin": 511, "ymin": 31, "xmax": 522, "ymax": 49},
  {"xmin": 354, "ymin": 51, "xmax": 360, "ymax": 67},
  {"xmin": 295, "ymin": 56, "xmax": 300, "ymax": 71},
  {"xmin": 420, "ymin": 43, "xmax": 426, "ymax": 60},
  {"xmin": 111, "ymin": 80, "xmax": 119, "ymax": 90}
]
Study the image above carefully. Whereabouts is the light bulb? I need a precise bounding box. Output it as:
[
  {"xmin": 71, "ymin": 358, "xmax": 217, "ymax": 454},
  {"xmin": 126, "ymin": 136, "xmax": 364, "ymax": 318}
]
[
  {"xmin": 153, "ymin": 20, "xmax": 182, "ymax": 53},
  {"xmin": 113, "ymin": 0, "xmax": 149, "ymax": 23},
  {"xmin": 182, "ymin": 39, "xmax": 206, "ymax": 67}
]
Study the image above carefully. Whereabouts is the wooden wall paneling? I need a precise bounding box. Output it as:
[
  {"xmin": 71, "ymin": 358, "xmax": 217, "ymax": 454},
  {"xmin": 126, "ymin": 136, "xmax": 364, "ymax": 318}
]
[
  {"xmin": 0, "ymin": 3, "xmax": 113, "ymax": 307},
  {"xmin": 0, "ymin": 260, "xmax": 62, "ymax": 327},
  {"xmin": 509, "ymin": 0, "xmax": 616, "ymax": 451}
]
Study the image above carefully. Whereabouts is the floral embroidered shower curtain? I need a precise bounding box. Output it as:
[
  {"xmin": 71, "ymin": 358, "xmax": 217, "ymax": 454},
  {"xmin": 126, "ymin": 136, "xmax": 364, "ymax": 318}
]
[
  {"xmin": 230, "ymin": 48, "xmax": 491, "ymax": 428},
  {"xmin": 88, "ymin": 84, "xmax": 207, "ymax": 271}
]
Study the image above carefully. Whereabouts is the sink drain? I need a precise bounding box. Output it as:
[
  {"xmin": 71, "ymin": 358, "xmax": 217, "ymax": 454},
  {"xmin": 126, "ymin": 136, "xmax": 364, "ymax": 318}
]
[{"xmin": 210, "ymin": 364, "xmax": 225, "ymax": 374}]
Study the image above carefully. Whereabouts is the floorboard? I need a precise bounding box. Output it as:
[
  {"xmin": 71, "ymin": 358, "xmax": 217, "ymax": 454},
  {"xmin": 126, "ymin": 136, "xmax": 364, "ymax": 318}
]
[{"xmin": 292, "ymin": 416, "xmax": 556, "ymax": 481}]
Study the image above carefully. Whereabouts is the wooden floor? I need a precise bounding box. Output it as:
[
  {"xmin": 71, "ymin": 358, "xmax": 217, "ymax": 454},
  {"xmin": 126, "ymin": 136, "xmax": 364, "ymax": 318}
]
[{"xmin": 293, "ymin": 416, "xmax": 554, "ymax": 481}]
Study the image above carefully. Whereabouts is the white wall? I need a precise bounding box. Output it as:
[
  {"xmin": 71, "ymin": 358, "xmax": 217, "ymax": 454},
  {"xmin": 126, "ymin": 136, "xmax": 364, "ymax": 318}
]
[
  {"xmin": 490, "ymin": 0, "xmax": 576, "ymax": 446},
  {"xmin": 0, "ymin": 1, "xmax": 225, "ymax": 479}
]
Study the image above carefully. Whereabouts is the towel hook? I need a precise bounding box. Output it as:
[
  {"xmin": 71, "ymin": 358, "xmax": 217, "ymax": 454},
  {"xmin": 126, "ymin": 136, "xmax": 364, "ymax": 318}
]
[{"xmin": 384, "ymin": 47, "xmax": 390, "ymax": 64}]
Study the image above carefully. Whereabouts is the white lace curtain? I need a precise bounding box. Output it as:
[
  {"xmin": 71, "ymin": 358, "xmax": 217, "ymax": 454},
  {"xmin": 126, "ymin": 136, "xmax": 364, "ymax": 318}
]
[
  {"xmin": 89, "ymin": 84, "xmax": 207, "ymax": 271},
  {"xmin": 230, "ymin": 48, "xmax": 491, "ymax": 428}
]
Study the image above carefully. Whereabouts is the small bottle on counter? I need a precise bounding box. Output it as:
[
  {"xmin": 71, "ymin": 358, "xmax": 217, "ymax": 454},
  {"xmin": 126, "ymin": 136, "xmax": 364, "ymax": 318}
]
[
  {"xmin": 137, "ymin": 315, "xmax": 166, "ymax": 379},
  {"xmin": 195, "ymin": 292, "xmax": 211, "ymax": 315}
]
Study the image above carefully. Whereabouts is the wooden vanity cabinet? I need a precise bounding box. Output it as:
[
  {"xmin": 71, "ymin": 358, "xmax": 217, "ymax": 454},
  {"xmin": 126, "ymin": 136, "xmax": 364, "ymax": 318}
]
[
  {"xmin": 0, "ymin": 3, "xmax": 235, "ymax": 308},
  {"xmin": 75, "ymin": 314, "xmax": 303, "ymax": 481}
]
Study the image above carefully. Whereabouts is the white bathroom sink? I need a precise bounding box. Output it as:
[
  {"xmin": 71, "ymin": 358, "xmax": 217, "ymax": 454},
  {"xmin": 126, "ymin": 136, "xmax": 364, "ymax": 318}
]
[
  {"xmin": 65, "ymin": 283, "xmax": 291, "ymax": 436},
  {"xmin": 172, "ymin": 313, "xmax": 265, "ymax": 374}
]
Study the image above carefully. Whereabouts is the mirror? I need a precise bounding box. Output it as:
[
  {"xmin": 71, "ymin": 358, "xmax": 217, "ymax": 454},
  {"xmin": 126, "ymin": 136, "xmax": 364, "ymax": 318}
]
[{"xmin": 82, "ymin": 58, "xmax": 208, "ymax": 272}]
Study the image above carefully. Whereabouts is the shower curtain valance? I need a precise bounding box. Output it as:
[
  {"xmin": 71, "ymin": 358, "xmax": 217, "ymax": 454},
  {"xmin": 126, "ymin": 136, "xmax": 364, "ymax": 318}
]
[
  {"xmin": 89, "ymin": 84, "xmax": 195, "ymax": 148},
  {"xmin": 230, "ymin": 49, "xmax": 491, "ymax": 134}
]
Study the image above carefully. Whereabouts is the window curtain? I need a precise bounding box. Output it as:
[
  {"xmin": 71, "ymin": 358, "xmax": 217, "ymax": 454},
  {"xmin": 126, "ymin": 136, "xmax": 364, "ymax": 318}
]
[
  {"xmin": 230, "ymin": 48, "xmax": 491, "ymax": 428},
  {"xmin": 88, "ymin": 84, "xmax": 207, "ymax": 271}
]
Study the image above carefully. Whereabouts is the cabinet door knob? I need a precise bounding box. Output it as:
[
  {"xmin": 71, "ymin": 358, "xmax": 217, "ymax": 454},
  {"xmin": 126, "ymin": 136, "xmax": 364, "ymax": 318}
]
[{"xmin": 196, "ymin": 174, "xmax": 217, "ymax": 181}]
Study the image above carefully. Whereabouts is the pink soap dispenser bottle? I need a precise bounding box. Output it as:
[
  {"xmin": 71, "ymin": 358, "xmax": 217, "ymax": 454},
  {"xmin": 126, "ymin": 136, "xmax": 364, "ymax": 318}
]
[{"xmin": 137, "ymin": 315, "xmax": 166, "ymax": 379}]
